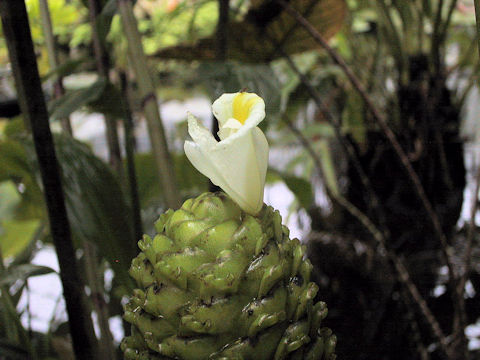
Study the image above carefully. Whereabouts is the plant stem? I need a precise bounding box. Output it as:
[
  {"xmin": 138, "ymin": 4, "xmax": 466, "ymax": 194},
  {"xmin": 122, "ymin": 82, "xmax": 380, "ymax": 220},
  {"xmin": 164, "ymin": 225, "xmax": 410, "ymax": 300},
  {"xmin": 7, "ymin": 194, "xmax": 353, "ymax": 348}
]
[
  {"xmin": 282, "ymin": 114, "xmax": 453, "ymax": 359},
  {"xmin": 456, "ymin": 0, "xmax": 480, "ymax": 356},
  {"xmin": 88, "ymin": 0, "xmax": 124, "ymax": 179},
  {"xmin": 208, "ymin": 0, "xmax": 230, "ymax": 192},
  {"xmin": 83, "ymin": 241, "xmax": 116, "ymax": 360},
  {"xmin": 216, "ymin": 0, "xmax": 229, "ymax": 61},
  {"xmin": 0, "ymin": 2, "xmax": 98, "ymax": 359},
  {"xmin": 120, "ymin": 70, "xmax": 143, "ymax": 242},
  {"xmin": 118, "ymin": 0, "xmax": 180, "ymax": 209},
  {"xmin": 38, "ymin": 0, "xmax": 73, "ymax": 135},
  {"xmin": 278, "ymin": 0, "xmax": 457, "ymax": 287}
]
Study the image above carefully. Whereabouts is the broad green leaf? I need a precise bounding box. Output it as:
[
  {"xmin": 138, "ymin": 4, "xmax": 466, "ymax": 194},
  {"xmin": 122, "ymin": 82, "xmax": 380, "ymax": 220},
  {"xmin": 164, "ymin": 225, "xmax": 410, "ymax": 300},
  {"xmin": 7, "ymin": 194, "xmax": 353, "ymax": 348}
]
[
  {"xmin": 0, "ymin": 219, "xmax": 40, "ymax": 259},
  {"xmin": 88, "ymin": 82, "xmax": 127, "ymax": 119},
  {"xmin": 48, "ymin": 78, "xmax": 106, "ymax": 120},
  {"xmin": 0, "ymin": 140, "xmax": 45, "ymax": 220},
  {"xmin": 153, "ymin": 0, "xmax": 347, "ymax": 62},
  {"xmin": 134, "ymin": 152, "xmax": 209, "ymax": 208},
  {"xmin": 49, "ymin": 135, "xmax": 136, "ymax": 289},
  {"xmin": 1, "ymin": 136, "xmax": 136, "ymax": 288},
  {"xmin": 0, "ymin": 264, "xmax": 55, "ymax": 287},
  {"xmin": 0, "ymin": 181, "xmax": 21, "ymax": 220},
  {"xmin": 42, "ymin": 57, "xmax": 89, "ymax": 82}
]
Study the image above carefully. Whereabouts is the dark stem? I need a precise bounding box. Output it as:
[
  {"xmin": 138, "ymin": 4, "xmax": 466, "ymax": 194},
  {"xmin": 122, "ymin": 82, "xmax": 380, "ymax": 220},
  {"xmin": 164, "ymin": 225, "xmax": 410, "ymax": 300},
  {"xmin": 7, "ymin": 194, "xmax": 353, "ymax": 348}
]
[
  {"xmin": 277, "ymin": 0, "xmax": 457, "ymax": 296},
  {"xmin": 209, "ymin": 0, "xmax": 230, "ymax": 192},
  {"xmin": 275, "ymin": 43, "xmax": 389, "ymax": 236},
  {"xmin": 216, "ymin": 0, "xmax": 229, "ymax": 61},
  {"xmin": 431, "ymin": 0, "xmax": 445, "ymax": 72},
  {"xmin": 88, "ymin": 0, "xmax": 124, "ymax": 178},
  {"xmin": 0, "ymin": 2, "xmax": 99, "ymax": 359},
  {"xmin": 283, "ymin": 113, "xmax": 452, "ymax": 358},
  {"xmin": 120, "ymin": 71, "xmax": 144, "ymax": 242}
]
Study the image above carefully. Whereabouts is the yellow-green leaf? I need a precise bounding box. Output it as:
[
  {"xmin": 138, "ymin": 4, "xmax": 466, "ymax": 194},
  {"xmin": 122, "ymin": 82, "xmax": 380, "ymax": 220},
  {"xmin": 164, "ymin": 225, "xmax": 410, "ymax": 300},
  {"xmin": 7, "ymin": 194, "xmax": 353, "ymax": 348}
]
[{"xmin": 0, "ymin": 219, "xmax": 40, "ymax": 259}]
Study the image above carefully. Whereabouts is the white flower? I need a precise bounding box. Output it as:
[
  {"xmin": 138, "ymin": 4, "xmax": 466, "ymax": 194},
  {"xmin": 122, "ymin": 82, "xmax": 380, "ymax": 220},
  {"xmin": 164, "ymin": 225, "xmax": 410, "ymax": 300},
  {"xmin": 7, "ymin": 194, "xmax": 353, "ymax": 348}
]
[{"xmin": 184, "ymin": 92, "xmax": 269, "ymax": 215}]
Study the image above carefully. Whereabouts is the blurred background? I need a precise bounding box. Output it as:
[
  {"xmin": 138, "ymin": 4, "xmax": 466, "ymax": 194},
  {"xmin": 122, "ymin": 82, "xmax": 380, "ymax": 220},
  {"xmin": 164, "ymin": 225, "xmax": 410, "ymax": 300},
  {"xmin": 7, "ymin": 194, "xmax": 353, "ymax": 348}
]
[{"xmin": 1, "ymin": 0, "xmax": 480, "ymax": 359}]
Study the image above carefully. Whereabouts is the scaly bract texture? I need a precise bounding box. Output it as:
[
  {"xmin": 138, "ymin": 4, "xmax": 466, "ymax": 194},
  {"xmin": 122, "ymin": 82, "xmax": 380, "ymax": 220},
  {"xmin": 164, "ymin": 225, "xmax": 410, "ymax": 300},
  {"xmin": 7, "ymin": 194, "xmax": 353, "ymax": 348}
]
[{"xmin": 121, "ymin": 192, "xmax": 336, "ymax": 360}]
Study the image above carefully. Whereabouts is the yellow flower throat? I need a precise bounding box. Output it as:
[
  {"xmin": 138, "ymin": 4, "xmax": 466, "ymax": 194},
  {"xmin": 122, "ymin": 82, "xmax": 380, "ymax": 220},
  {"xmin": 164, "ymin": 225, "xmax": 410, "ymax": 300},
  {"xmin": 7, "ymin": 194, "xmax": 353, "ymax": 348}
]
[{"xmin": 233, "ymin": 93, "xmax": 258, "ymax": 124}]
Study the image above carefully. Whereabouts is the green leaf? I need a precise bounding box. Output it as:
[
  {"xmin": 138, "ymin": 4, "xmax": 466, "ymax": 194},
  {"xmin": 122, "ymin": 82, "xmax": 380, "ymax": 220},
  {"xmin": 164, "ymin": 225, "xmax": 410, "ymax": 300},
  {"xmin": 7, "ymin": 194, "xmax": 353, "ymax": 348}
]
[
  {"xmin": 1, "ymin": 135, "xmax": 136, "ymax": 287},
  {"xmin": 88, "ymin": 82, "xmax": 127, "ymax": 119},
  {"xmin": 153, "ymin": 0, "xmax": 347, "ymax": 62},
  {"xmin": 48, "ymin": 78, "xmax": 106, "ymax": 120},
  {"xmin": 0, "ymin": 140, "xmax": 45, "ymax": 221},
  {"xmin": 0, "ymin": 264, "xmax": 55, "ymax": 287},
  {"xmin": 42, "ymin": 57, "xmax": 89, "ymax": 82},
  {"xmin": 49, "ymin": 135, "xmax": 136, "ymax": 289},
  {"xmin": 0, "ymin": 219, "xmax": 41, "ymax": 259},
  {"xmin": 97, "ymin": 0, "xmax": 118, "ymax": 45},
  {"xmin": 134, "ymin": 152, "xmax": 209, "ymax": 208},
  {"xmin": 0, "ymin": 181, "xmax": 21, "ymax": 220}
]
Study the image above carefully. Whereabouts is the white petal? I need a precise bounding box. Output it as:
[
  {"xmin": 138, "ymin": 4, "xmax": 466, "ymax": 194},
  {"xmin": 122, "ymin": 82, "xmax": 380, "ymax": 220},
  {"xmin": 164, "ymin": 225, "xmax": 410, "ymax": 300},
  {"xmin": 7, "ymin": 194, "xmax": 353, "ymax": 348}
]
[
  {"xmin": 218, "ymin": 118, "xmax": 242, "ymax": 140},
  {"xmin": 212, "ymin": 92, "xmax": 265, "ymax": 129},
  {"xmin": 184, "ymin": 140, "xmax": 258, "ymax": 214},
  {"xmin": 207, "ymin": 131, "xmax": 265, "ymax": 214},
  {"xmin": 251, "ymin": 127, "xmax": 269, "ymax": 211},
  {"xmin": 186, "ymin": 112, "xmax": 217, "ymax": 148},
  {"xmin": 185, "ymin": 94, "xmax": 269, "ymax": 215},
  {"xmin": 212, "ymin": 93, "xmax": 236, "ymax": 128}
]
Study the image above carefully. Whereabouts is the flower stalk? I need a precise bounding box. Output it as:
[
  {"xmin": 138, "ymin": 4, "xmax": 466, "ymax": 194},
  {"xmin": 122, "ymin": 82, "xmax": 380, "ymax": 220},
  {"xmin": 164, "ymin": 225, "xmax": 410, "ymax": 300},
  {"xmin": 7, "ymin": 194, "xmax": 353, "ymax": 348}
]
[{"xmin": 118, "ymin": 0, "xmax": 181, "ymax": 209}]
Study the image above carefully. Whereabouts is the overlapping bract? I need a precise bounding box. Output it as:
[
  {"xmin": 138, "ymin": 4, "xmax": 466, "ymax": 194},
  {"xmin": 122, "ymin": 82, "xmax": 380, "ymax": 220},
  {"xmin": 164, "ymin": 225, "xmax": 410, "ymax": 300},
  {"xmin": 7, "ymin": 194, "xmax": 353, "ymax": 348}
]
[{"xmin": 121, "ymin": 192, "xmax": 336, "ymax": 360}]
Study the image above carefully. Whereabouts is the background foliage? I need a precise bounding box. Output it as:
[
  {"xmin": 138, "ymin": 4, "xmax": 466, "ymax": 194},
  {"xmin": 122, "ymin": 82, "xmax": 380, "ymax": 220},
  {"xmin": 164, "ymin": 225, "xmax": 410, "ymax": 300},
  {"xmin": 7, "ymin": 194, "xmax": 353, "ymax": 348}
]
[{"xmin": 1, "ymin": 0, "xmax": 480, "ymax": 359}]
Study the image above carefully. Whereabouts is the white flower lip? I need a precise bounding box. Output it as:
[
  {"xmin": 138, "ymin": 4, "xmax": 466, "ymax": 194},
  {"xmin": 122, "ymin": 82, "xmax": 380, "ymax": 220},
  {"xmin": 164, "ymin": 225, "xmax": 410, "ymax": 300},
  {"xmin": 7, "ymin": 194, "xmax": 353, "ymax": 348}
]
[{"xmin": 184, "ymin": 92, "xmax": 269, "ymax": 215}]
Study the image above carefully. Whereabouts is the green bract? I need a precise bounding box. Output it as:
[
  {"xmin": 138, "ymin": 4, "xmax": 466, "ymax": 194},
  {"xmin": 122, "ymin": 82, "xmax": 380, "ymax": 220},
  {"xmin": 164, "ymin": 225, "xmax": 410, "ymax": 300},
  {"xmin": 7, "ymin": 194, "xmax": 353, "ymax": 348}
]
[{"xmin": 121, "ymin": 192, "xmax": 336, "ymax": 360}]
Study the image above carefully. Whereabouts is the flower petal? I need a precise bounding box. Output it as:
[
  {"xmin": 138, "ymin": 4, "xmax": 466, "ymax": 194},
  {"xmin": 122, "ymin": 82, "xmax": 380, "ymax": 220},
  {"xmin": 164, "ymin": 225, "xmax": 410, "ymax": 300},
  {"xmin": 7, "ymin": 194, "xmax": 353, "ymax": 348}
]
[
  {"xmin": 184, "ymin": 113, "xmax": 268, "ymax": 215},
  {"xmin": 212, "ymin": 92, "xmax": 265, "ymax": 130},
  {"xmin": 218, "ymin": 118, "xmax": 242, "ymax": 140},
  {"xmin": 211, "ymin": 93, "xmax": 236, "ymax": 128}
]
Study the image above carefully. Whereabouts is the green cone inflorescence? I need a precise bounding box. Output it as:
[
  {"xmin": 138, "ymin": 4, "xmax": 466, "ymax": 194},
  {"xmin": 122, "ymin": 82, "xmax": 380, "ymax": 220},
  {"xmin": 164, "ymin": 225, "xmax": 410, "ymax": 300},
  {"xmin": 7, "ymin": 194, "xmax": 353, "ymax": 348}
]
[{"xmin": 121, "ymin": 192, "xmax": 336, "ymax": 360}]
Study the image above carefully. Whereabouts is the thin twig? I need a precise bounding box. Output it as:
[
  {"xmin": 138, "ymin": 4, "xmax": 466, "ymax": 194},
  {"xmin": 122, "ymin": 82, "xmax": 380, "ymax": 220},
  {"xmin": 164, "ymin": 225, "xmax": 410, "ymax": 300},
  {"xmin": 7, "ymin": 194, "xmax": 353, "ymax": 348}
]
[
  {"xmin": 88, "ymin": 0, "xmax": 124, "ymax": 179},
  {"xmin": 456, "ymin": 0, "xmax": 480, "ymax": 346},
  {"xmin": 277, "ymin": 0, "xmax": 457, "ymax": 286},
  {"xmin": 439, "ymin": 0, "xmax": 459, "ymax": 49},
  {"xmin": 120, "ymin": 71, "xmax": 144, "ymax": 242},
  {"xmin": 401, "ymin": 286, "xmax": 430, "ymax": 360},
  {"xmin": 431, "ymin": 0, "xmax": 445, "ymax": 70},
  {"xmin": 83, "ymin": 241, "xmax": 115, "ymax": 360},
  {"xmin": 277, "ymin": 44, "xmax": 389, "ymax": 235},
  {"xmin": 283, "ymin": 114, "xmax": 453, "ymax": 358}
]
